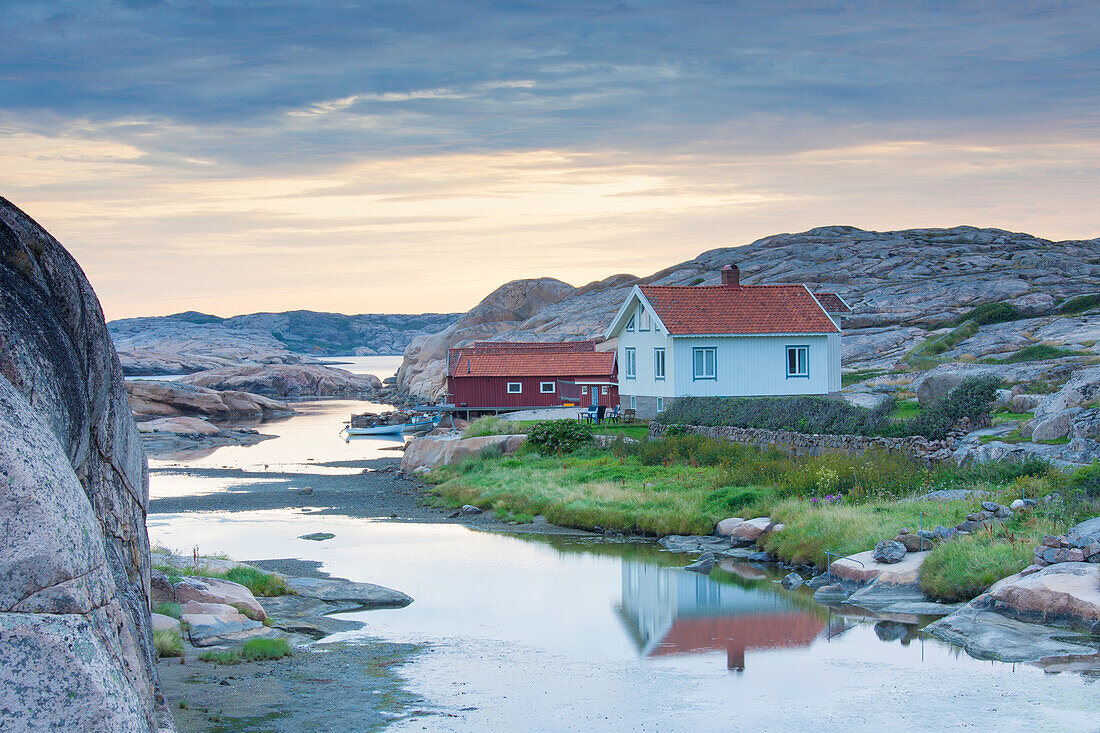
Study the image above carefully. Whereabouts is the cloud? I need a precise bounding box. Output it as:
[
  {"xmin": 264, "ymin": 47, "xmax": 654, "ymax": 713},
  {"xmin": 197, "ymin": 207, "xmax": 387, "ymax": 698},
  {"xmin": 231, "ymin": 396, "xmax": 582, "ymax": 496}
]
[{"xmin": 0, "ymin": 1, "xmax": 1097, "ymax": 318}]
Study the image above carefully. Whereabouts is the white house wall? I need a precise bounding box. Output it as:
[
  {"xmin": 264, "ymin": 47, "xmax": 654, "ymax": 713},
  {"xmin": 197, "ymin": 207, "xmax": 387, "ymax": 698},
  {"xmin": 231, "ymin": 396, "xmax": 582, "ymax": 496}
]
[
  {"xmin": 617, "ymin": 309, "xmax": 674, "ymax": 399},
  {"xmin": 671, "ymin": 335, "xmax": 833, "ymax": 397}
]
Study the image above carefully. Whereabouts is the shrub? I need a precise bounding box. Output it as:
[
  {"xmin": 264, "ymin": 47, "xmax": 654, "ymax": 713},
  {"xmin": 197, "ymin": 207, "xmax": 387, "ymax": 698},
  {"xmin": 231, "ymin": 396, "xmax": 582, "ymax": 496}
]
[
  {"xmin": 703, "ymin": 485, "xmax": 768, "ymax": 516},
  {"xmin": 198, "ymin": 650, "xmax": 242, "ymax": 665},
  {"xmin": 463, "ymin": 415, "xmax": 516, "ymax": 438},
  {"xmin": 653, "ymin": 395, "xmax": 895, "ymax": 436},
  {"xmin": 154, "ymin": 629, "xmax": 183, "ymax": 658},
  {"xmin": 920, "ymin": 533, "xmax": 1034, "ymax": 602},
  {"xmin": 242, "ymin": 637, "xmax": 291, "ymax": 661},
  {"xmin": 154, "ymin": 602, "xmax": 181, "ymax": 619},
  {"xmin": 526, "ymin": 420, "xmax": 593, "ymax": 455},
  {"xmin": 888, "ymin": 375, "xmax": 1002, "ymax": 440},
  {"xmin": 958, "ymin": 302, "xmax": 1024, "ymax": 326},
  {"xmin": 1068, "ymin": 461, "xmax": 1100, "ymax": 499},
  {"xmin": 1060, "ymin": 293, "xmax": 1100, "ymax": 315}
]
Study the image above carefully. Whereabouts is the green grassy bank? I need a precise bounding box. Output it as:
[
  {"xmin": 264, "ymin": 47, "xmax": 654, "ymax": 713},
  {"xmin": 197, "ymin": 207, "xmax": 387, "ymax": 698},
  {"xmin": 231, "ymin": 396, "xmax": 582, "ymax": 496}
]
[{"xmin": 426, "ymin": 432, "xmax": 1096, "ymax": 601}]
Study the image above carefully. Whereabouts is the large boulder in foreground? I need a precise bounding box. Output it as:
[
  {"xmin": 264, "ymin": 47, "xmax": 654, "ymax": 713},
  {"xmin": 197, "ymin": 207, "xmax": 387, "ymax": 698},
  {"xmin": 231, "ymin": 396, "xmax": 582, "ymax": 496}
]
[
  {"xmin": 976, "ymin": 563, "xmax": 1100, "ymax": 632},
  {"xmin": 127, "ymin": 379, "xmax": 295, "ymax": 422},
  {"xmin": 0, "ymin": 197, "xmax": 166, "ymax": 730},
  {"xmin": 180, "ymin": 363, "xmax": 380, "ymax": 397},
  {"xmin": 401, "ymin": 434, "xmax": 527, "ymax": 471}
]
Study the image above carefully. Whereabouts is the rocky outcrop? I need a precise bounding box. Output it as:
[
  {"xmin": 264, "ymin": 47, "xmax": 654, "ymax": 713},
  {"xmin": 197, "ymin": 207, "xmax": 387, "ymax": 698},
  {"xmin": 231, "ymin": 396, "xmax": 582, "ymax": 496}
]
[
  {"xmin": 127, "ymin": 379, "xmax": 295, "ymax": 422},
  {"xmin": 0, "ymin": 198, "xmax": 167, "ymax": 730},
  {"xmin": 398, "ymin": 226, "xmax": 1100, "ymax": 397},
  {"xmin": 179, "ymin": 364, "xmax": 381, "ymax": 397},
  {"xmin": 400, "ymin": 434, "xmax": 527, "ymax": 472},
  {"xmin": 110, "ymin": 310, "xmax": 459, "ymax": 375},
  {"xmin": 397, "ymin": 277, "xmax": 577, "ymax": 398}
]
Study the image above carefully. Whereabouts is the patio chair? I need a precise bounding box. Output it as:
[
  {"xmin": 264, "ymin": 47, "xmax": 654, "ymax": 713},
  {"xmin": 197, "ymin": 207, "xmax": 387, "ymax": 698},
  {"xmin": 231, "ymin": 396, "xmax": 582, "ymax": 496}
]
[
  {"xmin": 623, "ymin": 408, "xmax": 636, "ymax": 423},
  {"xmin": 606, "ymin": 405, "xmax": 621, "ymax": 423}
]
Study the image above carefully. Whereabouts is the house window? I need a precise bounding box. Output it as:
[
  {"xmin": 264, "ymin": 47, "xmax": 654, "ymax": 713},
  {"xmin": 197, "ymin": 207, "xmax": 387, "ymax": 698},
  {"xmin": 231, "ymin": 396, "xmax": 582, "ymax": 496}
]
[
  {"xmin": 626, "ymin": 314, "xmax": 636, "ymax": 332},
  {"xmin": 629, "ymin": 395, "xmax": 637, "ymax": 411},
  {"xmin": 654, "ymin": 348, "xmax": 666, "ymax": 380},
  {"xmin": 656, "ymin": 397, "xmax": 665, "ymax": 413},
  {"xmin": 540, "ymin": 382, "xmax": 555, "ymax": 393},
  {"xmin": 625, "ymin": 348, "xmax": 637, "ymax": 379},
  {"xmin": 638, "ymin": 307, "xmax": 650, "ymax": 331},
  {"xmin": 786, "ymin": 346, "xmax": 809, "ymax": 378},
  {"xmin": 601, "ymin": 386, "xmax": 608, "ymax": 395},
  {"xmin": 507, "ymin": 382, "xmax": 522, "ymax": 393},
  {"xmin": 692, "ymin": 347, "xmax": 717, "ymax": 380},
  {"xmin": 581, "ymin": 386, "xmax": 588, "ymax": 395}
]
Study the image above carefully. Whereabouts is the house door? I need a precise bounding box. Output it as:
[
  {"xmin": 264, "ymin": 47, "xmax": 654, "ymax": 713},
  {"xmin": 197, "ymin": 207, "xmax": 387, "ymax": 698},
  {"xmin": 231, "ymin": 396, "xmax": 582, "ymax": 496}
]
[{"xmin": 591, "ymin": 387, "xmax": 599, "ymax": 407}]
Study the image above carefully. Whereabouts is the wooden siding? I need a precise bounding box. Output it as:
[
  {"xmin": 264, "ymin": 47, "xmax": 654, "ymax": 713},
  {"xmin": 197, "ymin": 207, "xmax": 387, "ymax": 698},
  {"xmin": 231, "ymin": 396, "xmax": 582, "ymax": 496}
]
[{"xmin": 448, "ymin": 374, "xmax": 619, "ymax": 410}]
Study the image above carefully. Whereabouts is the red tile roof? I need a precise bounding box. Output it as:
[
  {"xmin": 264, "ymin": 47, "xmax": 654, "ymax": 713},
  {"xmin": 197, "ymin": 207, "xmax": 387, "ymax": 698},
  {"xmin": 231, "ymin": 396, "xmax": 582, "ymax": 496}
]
[
  {"xmin": 451, "ymin": 351, "xmax": 616, "ymax": 378},
  {"xmin": 813, "ymin": 292, "xmax": 852, "ymax": 314},
  {"xmin": 639, "ymin": 284, "xmax": 839, "ymax": 335},
  {"xmin": 472, "ymin": 340, "xmax": 597, "ymax": 351}
]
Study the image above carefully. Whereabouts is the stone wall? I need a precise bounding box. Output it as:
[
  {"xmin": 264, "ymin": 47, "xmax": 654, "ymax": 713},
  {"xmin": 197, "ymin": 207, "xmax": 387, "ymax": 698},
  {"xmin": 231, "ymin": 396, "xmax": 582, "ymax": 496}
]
[
  {"xmin": 0, "ymin": 197, "xmax": 169, "ymax": 731},
  {"xmin": 649, "ymin": 422, "xmax": 954, "ymax": 463}
]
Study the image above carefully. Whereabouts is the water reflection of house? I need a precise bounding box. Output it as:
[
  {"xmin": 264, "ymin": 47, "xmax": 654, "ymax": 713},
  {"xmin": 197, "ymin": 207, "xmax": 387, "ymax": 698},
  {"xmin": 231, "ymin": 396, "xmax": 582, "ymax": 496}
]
[{"xmin": 618, "ymin": 561, "xmax": 825, "ymax": 671}]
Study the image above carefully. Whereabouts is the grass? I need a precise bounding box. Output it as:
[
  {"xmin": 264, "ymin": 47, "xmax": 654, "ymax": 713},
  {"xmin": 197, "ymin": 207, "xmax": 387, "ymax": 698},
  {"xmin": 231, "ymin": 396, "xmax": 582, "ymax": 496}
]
[
  {"xmin": 154, "ymin": 563, "xmax": 291, "ymax": 598},
  {"xmin": 154, "ymin": 602, "xmax": 181, "ymax": 619},
  {"xmin": 842, "ymin": 369, "xmax": 890, "ymax": 387},
  {"xmin": 924, "ymin": 320, "xmax": 979, "ymax": 356},
  {"xmin": 463, "ymin": 415, "xmax": 516, "ymax": 438},
  {"xmin": 979, "ymin": 431, "xmax": 1070, "ymax": 446},
  {"xmin": 154, "ymin": 629, "xmax": 183, "ymax": 658},
  {"xmin": 920, "ymin": 528, "xmax": 1041, "ymax": 602},
  {"xmin": 196, "ymin": 638, "xmax": 292, "ymax": 665},
  {"xmin": 989, "ymin": 343, "xmax": 1087, "ymax": 363},
  {"xmin": 992, "ymin": 410, "xmax": 1033, "ymax": 425},
  {"xmin": 889, "ymin": 400, "xmax": 922, "ymax": 420},
  {"xmin": 427, "ymin": 432, "xmax": 1089, "ymax": 601}
]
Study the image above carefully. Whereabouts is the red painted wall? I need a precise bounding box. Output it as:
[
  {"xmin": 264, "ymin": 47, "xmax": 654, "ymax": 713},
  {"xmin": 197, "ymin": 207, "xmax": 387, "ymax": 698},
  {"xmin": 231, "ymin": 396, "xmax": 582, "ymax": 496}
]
[{"xmin": 448, "ymin": 375, "xmax": 619, "ymax": 410}]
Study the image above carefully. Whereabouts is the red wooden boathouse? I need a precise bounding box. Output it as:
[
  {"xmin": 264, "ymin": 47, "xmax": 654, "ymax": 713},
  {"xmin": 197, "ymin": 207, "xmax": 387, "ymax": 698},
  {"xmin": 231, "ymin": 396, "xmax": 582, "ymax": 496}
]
[{"xmin": 447, "ymin": 341, "xmax": 618, "ymax": 413}]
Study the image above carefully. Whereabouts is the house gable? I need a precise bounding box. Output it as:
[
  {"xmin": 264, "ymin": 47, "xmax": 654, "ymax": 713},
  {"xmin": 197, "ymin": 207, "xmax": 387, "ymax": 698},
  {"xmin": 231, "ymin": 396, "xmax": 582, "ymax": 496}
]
[{"xmin": 606, "ymin": 286, "xmax": 669, "ymax": 339}]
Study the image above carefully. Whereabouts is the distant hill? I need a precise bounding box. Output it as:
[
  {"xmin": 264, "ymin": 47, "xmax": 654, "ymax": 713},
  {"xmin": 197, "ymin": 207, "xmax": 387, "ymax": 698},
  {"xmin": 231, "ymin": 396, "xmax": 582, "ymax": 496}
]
[
  {"xmin": 109, "ymin": 310, "xmax": 460, "ymax": 375},
  {"xmin": 396, "ymin": 225, "xmax": 1100, "ymax": 398}
]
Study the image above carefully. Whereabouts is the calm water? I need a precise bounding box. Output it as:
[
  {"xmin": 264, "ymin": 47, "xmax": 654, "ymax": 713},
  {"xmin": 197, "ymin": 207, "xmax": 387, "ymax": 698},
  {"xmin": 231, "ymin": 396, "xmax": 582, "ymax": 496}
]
[{"xmin": 147, "ymin": 360, "xmax": 1099, "ymax": 731}]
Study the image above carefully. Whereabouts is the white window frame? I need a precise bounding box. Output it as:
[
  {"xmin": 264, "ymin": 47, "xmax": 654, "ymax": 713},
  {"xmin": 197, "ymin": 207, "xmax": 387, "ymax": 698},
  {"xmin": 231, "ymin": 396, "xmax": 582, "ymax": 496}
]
[
  {"xmin": 629, "ymin": 395, "xmax": 637, "ymax": 411},
  {"xmin": 638, "ymin": 306, "xmax": 650, "ymax": 332},
  {"xmin": 506, "ymin": 382, "xmax": 523, "ymax": 394},
  {"xmin": 786, "ymin": 345, "xmax": 809, "ymax": 378},
  {"xmin": 601, "ymin": 385, "xmax": 609, "ymax": 395},
  {"xmin": 626, "ymin": 314, "xmax": 636, "ymax": 332},
  {"xmin": 692, "ymin": 347, "xmax": 717, "ymax": 381},
  {"xmin": 656, "ymin": 397, "xmax": 665, "ymax": 413},
  {"xmin": 581, "ymin": 386, "xmax": 588, "ymax": 395},
  {"xmin": 625, "ymin": 347, "xmax": 637, "ymax": 380},
  {"xmin": 654, "ymin": 348, "xmax": 666, "ymax": 380},
  {"xmin": 540, "ymin": 381, "xmax": 555, "ymax": 393}
]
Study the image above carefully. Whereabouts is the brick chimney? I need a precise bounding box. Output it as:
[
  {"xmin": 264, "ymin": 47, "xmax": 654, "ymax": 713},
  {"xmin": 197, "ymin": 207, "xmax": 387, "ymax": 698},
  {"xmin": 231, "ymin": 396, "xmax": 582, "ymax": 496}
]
[{"xmin": 721, "ymin": 264, "xmax": 741, "ymax": 288}]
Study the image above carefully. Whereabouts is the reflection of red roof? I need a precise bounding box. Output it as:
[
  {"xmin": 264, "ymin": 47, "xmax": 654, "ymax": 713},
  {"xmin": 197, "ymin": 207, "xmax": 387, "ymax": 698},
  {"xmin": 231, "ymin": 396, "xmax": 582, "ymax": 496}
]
[
  {"xmin": 813, "ymin": 292, "xmax": 852, "ymax": 314},
  {"xmin": 650, "ymin": 613, "xmax": 825, "ymax": 657},
  {"xmin": 451, "ymin": 351, "xmax": 616, "ymax": 378},
  {"xmin": 639, "ymin": 284, "xmax": 839, "ymax": 335}
]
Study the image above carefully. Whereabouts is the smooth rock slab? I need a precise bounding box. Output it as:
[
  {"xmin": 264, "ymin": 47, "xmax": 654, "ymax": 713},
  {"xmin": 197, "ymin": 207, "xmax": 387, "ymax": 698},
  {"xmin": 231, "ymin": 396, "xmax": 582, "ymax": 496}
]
[
  {"xmin": 150, "ymin": 613, "xmax": 180, "ymax": 632},
  {"xmin": 924, "ymin": 606, "xmax": 1099, "ymax": 663},
  {"xmin": 286, "ymin": 577, "xmax": 412, "ymax": 608},
  {"xmin": 831, "ymin": 549, "xmax": 926, "ymax": 586},
  {"xmin": 173, "ymin": 576, "xmax": 266, "ymax": 622},
  {"xmin": 657, "ymin": 535, "xmax": 732, "ymax": 553},
  {"xmin": 181, "ymin": 604, "xmax": 270, "ymax": 647},
  {"xmin": 977, "ymin": 562, "xmax": 1100, "ymax": 632},
  {"xmin": 299, "ymin": 533, "xmax": 336, "ymax": 542}
]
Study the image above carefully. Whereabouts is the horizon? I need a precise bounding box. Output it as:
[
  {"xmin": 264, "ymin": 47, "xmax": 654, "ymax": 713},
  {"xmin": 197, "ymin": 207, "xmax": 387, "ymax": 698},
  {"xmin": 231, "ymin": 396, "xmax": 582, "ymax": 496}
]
[{"xmin": 3, "ymin": 1, "xmax": 1098, "ymax": 320}]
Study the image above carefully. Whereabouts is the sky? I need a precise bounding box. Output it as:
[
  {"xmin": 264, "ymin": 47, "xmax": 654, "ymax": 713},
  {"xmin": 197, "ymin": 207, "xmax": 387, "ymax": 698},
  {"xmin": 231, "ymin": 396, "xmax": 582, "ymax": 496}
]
[{"xmin": 1, "ymin": 1, "xmax": 1098, "ymax": 319}]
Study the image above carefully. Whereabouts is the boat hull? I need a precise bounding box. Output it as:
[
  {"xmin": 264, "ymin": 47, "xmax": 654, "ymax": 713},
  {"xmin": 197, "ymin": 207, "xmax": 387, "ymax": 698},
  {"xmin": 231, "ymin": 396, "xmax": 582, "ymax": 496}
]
[{"xmin": 345, "ymin": 424, "xmax": 405, "ymax": 436}]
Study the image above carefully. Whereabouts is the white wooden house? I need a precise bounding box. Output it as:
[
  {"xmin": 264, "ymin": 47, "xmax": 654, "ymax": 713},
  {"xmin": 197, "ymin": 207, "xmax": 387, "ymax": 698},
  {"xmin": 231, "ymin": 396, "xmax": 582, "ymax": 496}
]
[{"xmin": 605, "ymin": 265, "xmax": 848, "ymax": 419}]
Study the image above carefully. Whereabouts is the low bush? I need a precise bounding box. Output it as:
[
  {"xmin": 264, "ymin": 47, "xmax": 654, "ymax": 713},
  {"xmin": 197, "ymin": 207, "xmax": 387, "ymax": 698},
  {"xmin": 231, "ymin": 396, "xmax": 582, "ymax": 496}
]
[
  {"xmin": 919, "ymin": 532, "xmax": 1034, "ymax": 602},
  {"xmin": 1068, "ymin": 460, "xmax": 1100, "ymax": 499},
  {"xmin": 198, "ymin": 650, "xmax": 242, "ymax": 665},
  {"xmin": 653, "ymin": 395, "xmax": 895, "ymax": 436},
  {"xmin": 463, "ymin": 415, "xmax": 516, "ymax": 438},
  {"xmin": 242, "ymin": 637, "xmax": 292, "ymax": 661},
  {"xmin": 887, "ymin": 375, "xmax": 1002, "ymax": 440},
  {"xmin": 526, "ymin": 420, "xmax": 593, "ymax": 455},
  {"xmin": 1059, "ymin": 293, "xmax": 1100, "ymax": 315},
  {"xmin": 999, "ymin": 344, "xmax": 1085, "ymax": 363},
  {"xmin": 153, "ymin": 629, "xmax": 183, "ymax": 658},
  {"xmin": 958, "ymin": 301, "xmax": 1024, "ymax": 326}
]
